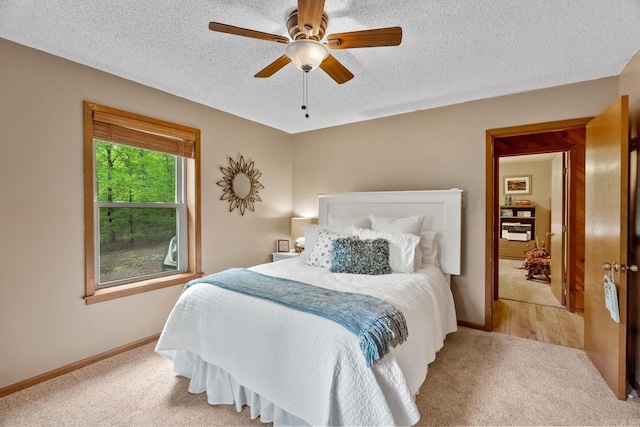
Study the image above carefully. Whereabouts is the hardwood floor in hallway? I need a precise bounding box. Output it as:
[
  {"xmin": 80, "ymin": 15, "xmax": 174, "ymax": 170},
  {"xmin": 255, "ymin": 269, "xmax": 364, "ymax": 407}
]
[
  {"xmin": 495, "ymin": 257, "xmax": 584, "ymax": 349},
  {"xmin": 493, "ymin": 298, "xmax": 584, "ymax": 349}
]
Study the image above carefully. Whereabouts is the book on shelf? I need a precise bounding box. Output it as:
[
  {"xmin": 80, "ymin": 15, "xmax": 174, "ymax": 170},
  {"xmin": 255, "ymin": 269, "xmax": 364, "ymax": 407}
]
[{"xmin": 500, "ymin": 209, "xmax": 513, "ymax": 217}]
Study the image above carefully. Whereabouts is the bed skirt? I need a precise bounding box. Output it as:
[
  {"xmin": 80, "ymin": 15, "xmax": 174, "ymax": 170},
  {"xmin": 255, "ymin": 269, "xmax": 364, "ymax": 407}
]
[{"xmin": 172, "ymin": 350, "xmax": 310, "ymax": 426}]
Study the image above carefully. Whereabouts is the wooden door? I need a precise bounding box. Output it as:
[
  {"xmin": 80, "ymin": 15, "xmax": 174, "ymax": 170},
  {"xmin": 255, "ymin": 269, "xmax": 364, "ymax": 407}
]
[
  {"xmin": 550, "ymin": 153, "xmax": 565, "ymax": 305},
  {"xmin": 584, "ymin": 96, "xmax": 629, "ymax": 400}
]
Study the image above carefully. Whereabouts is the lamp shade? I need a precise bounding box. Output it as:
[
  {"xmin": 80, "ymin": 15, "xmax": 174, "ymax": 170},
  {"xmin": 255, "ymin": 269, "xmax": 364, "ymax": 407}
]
[
  {"xmin": 285, "ymin": 40, "xmax": 329, "ymax": 72},
  {"xmin": 291, "ymin": 217, "xmax": 318, "ymax": 252}
]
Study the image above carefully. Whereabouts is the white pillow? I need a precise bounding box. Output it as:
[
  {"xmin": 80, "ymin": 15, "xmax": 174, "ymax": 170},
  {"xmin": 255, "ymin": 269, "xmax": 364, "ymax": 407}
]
[
  {"xmin": 328, "ymin": 215, "xmax": 371, "ymax": 229},
  {"xmin": 370, "ymin": 214, "xmax": 424, "ymax": 236},
  {"xmin": 414, "ymin": 247, "xmax": 423, "ymax": 270},
  {"xmin": 301, "ymin": 224, "xmax": 318, "ymax": 258},
  {"xmin": 307, "ymin": 228, "xmax": 354, "ymax": 269},
  {"xmin": 355, "ymin": 227, "xmax": 420, "ymax": 273},
  {"xmin": 302, "ymin": 224, "xmax": 357, "ymax": 259},
  {"xmin": 419, "ymin": 230, "xmax": 440, "ymax": 267}
]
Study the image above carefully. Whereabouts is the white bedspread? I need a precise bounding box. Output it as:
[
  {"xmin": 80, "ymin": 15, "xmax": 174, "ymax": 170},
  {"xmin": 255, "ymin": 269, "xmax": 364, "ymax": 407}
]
[{"xmin": 155, "ymin": 257, "xmax": 457, "ymax": 426}]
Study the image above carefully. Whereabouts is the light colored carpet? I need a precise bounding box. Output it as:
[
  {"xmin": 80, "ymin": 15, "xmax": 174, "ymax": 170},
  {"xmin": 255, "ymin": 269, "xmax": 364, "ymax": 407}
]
[
  {"xmin": 2, "ymin": 328, "xmax": 639, "ymax": 426},
  {"xmin": 499, "ymin": 258, "xmax": 563, "ymax": 307}
]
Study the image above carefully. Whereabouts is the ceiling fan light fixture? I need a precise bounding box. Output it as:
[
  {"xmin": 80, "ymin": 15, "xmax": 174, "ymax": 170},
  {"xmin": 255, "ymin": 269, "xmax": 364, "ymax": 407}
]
[{"xmin": 285, "ymin": 39, "xmax": 329, "ymax": 72}]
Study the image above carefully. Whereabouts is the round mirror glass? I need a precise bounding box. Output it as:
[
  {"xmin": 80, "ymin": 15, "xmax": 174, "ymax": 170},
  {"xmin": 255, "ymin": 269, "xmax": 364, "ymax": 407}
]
[{"xmin": 232, "ymin": 173, "xmax": 252, "ymax": 199}]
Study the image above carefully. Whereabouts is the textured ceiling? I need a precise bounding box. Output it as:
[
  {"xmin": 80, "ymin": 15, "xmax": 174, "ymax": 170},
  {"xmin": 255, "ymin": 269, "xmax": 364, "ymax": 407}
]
[{"xmin": 2, "ymin": 1, "xmax": 640, "ymax": 134}]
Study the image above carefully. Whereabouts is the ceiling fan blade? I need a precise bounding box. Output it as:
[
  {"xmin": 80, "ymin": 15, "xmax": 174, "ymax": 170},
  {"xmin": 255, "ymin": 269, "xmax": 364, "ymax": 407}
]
[
  {"xmin": 209, "ymin": 22, "xmax": 289, "ymax": 44},
  {"xmin": 297, "ymin": 0, "xmax": 326, "ymax": 39},
  {"xmin": 319, "ymin": 54, "xmax": 354, "ymax": 84},
  {"xmin": 326, "ymin": 27, "xmax": 402, "ymax": 49},
  {"xmin": 255, "ymin": 55, "xmax": 292, "ymax": 78}
]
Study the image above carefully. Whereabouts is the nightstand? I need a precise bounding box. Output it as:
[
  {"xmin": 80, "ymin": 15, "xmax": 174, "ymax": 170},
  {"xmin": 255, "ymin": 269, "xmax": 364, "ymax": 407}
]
[{"xmin": 271, "ymin": 251, "xmax": 300, "ymax": 262}]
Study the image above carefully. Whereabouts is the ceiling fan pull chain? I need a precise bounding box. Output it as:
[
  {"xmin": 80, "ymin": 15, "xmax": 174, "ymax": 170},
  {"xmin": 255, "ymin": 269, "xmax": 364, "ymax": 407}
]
[{"xmin": 301, "ymin": 71, "xmax": 310, "ymax": 118}]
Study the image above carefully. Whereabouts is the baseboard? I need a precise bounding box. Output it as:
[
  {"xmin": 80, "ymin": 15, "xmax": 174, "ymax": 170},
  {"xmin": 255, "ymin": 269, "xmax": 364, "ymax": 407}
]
[
  {"xmin": 0, "ymin": 333, "xmax": 160, "ymax": 398},
  {"xmin": 457, "ymin": 319, "xmax": 490, "ymax": 331}
]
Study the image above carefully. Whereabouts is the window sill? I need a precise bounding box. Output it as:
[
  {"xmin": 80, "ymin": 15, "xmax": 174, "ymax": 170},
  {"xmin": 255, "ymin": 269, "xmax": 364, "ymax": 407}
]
[{"xmin": 84, "ymin": 272, "xmax": 203, "ymax": 305}]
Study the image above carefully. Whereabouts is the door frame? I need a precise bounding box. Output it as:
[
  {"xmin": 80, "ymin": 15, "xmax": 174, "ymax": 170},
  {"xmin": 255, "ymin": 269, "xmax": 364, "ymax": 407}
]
[{"xmin": 485, "ymin": 118, "xmax": 592, "ymax": 330}]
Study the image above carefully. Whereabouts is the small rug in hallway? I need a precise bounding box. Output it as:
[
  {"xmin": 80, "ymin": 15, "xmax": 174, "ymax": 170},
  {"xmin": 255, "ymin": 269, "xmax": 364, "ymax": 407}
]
[{"xmin": 499, "ymin": 258, "xmax": 563, "ymax": 307}]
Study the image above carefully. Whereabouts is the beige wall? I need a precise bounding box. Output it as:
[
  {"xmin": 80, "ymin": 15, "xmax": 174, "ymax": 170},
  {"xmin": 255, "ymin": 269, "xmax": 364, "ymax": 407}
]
[
  {"xmin": 621, "ymin": 49, "xmax": 640, "ymax": 140},
  {"xmin": 499, "ymin": 159, "xmax": 553, "ymax": 247},
  {"xmin": 292, "ymin": 77, "xmax": 620, "ymax": 326},
  {"xmin": 0, "ymin": 39, "xmax": 293, "ymax": 389}
]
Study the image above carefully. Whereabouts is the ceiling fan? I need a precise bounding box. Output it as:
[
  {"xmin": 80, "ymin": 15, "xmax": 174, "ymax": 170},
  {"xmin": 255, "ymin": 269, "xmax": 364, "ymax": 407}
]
[{"xmin": 209, "ymin": 0, "xmax": 402, "ymax": 84}]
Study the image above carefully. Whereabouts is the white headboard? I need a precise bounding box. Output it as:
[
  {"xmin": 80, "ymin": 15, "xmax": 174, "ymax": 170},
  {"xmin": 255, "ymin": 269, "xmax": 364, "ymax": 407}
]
[{"xmin": 318, "ymin": 189, "xmax": 463, "ymax": 275}]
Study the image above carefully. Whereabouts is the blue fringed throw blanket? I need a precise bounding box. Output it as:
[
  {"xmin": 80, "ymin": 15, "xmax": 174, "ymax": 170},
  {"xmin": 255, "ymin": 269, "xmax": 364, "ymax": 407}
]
[{"xmin": 186, "ymin": 268, "xmax": 408, "ymax": 367}]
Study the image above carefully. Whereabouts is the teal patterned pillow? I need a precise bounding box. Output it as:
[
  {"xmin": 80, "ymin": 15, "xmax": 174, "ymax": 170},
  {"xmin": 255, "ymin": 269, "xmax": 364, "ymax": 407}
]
[{"xmin": 330, "ymin": 238, "xmax": 392, "ymax": 275}]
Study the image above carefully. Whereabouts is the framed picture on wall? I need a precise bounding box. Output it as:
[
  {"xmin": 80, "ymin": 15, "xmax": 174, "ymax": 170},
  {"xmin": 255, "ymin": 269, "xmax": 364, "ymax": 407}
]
[
  {"xmin": 505, "ymin": 175, "xmax": 532, "ymax": 195},
  {"xmin": 277, "ymin": 239, "xmax": 290, "ymax": 252}
]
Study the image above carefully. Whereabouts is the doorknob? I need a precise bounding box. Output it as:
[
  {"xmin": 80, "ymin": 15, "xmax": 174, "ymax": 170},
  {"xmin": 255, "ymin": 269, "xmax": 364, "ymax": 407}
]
[
  {"xmin": 620, "ymin": 264, "xmax": 638, "ymax": 272},
  {"xmin": 546, "ymin": 232, "xmax": 554, "ymax": 237},
  {"xmin": 603, "ymin": 262, "xmax": 613, "ymax": 271},
  {"xmin": 612, "ymin": 262, "xmax": 638, "ymax": 272}
]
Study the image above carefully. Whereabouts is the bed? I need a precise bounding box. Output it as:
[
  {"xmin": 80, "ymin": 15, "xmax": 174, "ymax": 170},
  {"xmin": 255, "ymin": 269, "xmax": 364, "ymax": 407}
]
[{"xmin": 155, "ymin": 189, "xmax": 462, "ymax": 426}]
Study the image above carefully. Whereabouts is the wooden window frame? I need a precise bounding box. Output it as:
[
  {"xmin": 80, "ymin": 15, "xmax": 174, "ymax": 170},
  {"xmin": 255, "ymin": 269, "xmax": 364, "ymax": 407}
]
[{"xmin": 83, "ymin": 102, "xmax": 202, "ymax": 304}]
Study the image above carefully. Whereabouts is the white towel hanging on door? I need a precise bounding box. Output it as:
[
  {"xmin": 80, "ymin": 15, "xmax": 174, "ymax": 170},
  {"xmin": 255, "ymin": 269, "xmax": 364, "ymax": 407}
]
[{"xmin": 604, "ymin": 275, "xmax": 620, "ymax": 323}]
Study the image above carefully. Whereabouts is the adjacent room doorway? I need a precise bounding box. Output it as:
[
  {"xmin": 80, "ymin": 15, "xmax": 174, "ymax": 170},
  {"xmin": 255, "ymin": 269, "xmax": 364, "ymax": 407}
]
[
  {"xmin": 497, "ymin": 153, "xmax": 564, "ymax": 308},
  {"xmin": 494, "ymin": 151, "xmax": 583, "ymax": 348},
  {"xmin": 494, "ymin": 152, "xmax": 568, "ymax": 307},
  {"xmin": 486, "ymin": 118, "xmax": 591, "ymax": 345}
]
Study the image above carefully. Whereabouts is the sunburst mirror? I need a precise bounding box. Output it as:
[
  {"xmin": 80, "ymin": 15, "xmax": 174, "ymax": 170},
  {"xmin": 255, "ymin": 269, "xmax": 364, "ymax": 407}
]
[{"xmin": 217, "ymin": 155, "xmax": 264, "ymax": 215}]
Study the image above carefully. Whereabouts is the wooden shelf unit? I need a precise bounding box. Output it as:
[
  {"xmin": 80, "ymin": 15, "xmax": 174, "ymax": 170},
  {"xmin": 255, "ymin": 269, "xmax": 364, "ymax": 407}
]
[{"xmin": 499, "ymin": 205, "xmax": 536, "ymax": 259}]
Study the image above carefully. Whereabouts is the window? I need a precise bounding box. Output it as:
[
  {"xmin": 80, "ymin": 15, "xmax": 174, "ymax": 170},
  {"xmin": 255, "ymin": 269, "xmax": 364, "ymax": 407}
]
[{"xmin": 83, "ymin": 102, "xmax": 202, "ymax": 304}]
